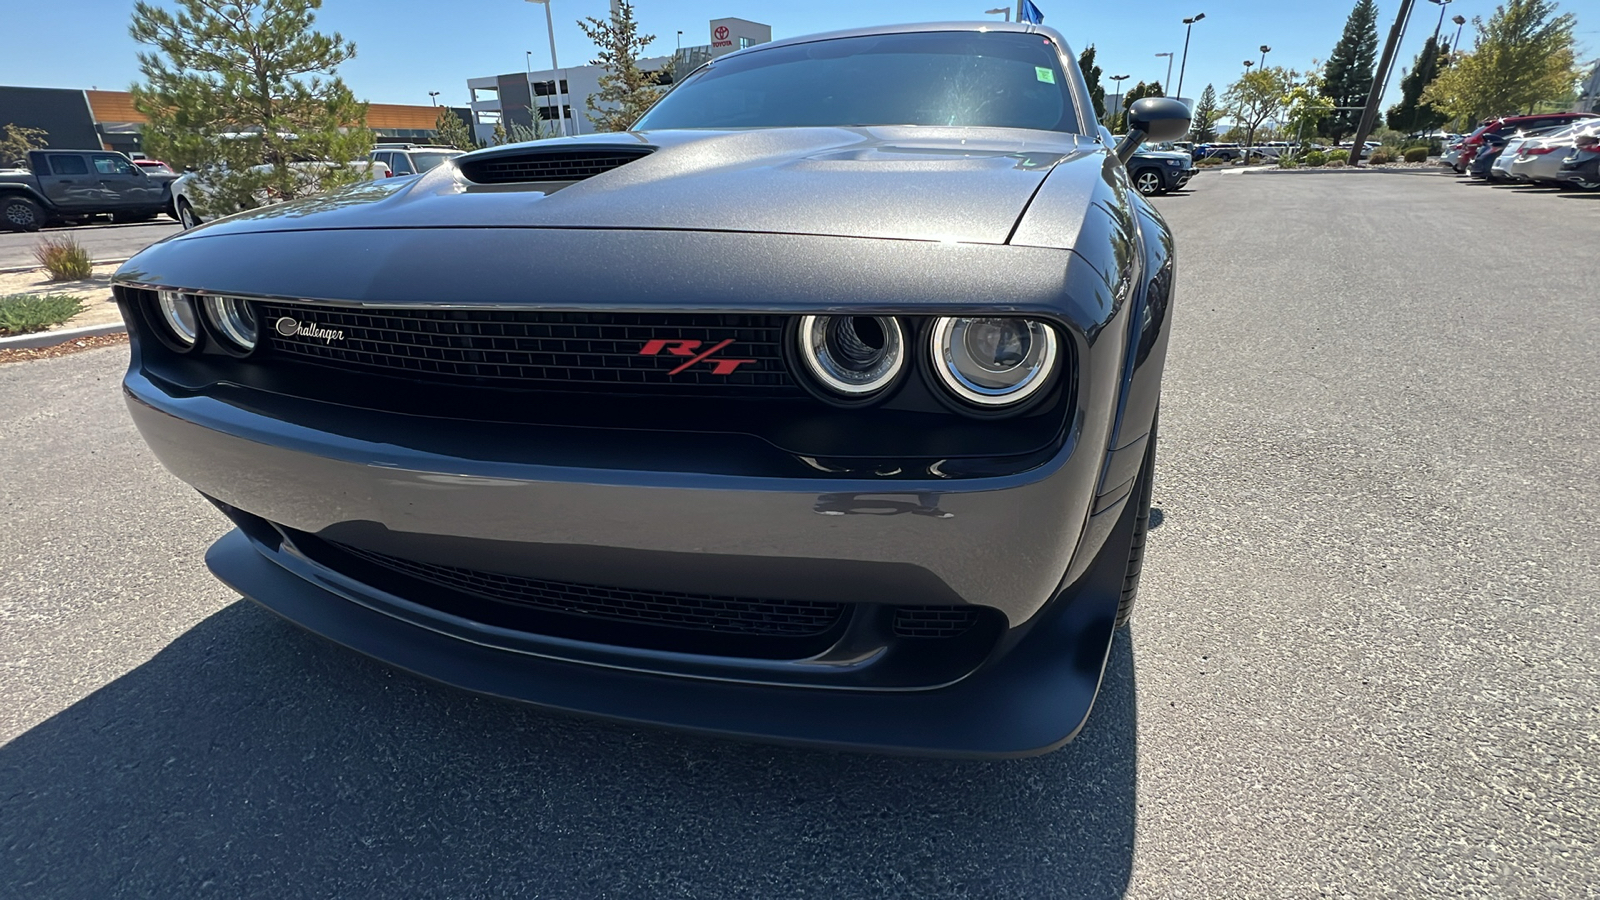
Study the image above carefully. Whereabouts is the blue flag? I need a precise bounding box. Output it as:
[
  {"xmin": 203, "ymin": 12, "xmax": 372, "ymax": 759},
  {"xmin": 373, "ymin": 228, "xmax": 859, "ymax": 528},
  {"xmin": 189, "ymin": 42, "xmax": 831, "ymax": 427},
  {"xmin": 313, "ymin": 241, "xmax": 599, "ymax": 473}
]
[{"xmin": 1019, "ymin": 0, "xmax": 1044, "ymax": 23}]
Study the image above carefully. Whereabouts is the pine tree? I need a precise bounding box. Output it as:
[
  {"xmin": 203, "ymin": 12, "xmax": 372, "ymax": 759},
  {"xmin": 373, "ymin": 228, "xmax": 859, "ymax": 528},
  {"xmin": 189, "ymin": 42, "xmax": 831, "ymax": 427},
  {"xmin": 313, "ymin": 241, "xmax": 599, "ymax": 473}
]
[
  {"xmin": 433, "ymin": 106, "xmax": 477, "ymax": 151},
  {"xmin": 0, "ymin": 124, "xmax": 48, "ymax": 168},
  {"xmin": 1385, "ymin": 38, "xmax": 1452, "ymax": 133},
  {"xmin": 491, "ymin": 121, "xmax": 509, "ymax": 146},
  {"xmin": 1322, "ymin": 0, "xmax": 1380, "ymax": 141},
  {"xmin": 130, "ymin": 0, "xmax": 370, "ymax": 220},
  {"xmin": 1078, "ymin": 45, "xmax": 1106, "ymax": 122},
  {"xmin": 577, "ymin": 1, "xmax": 670, "ymax": 134},
  {"xmin": 1190, "ymin": 84, "xmax": 1220, "ymax": 142},
  {"xmin": 1422, "ymin": 0, "xmax": 1578, "ymax": 125}
]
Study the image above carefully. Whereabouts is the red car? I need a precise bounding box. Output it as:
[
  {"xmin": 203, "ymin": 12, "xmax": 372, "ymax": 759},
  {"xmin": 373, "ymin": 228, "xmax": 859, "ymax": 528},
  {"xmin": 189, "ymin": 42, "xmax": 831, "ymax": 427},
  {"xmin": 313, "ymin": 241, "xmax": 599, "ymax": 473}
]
[
  {"xmin": 1457, "ymin": 113, "xmax": 1598, "ymax": 171},
  {"xmin": 132, "ymin": 159, "xmax": 175, "ymax": 174}
]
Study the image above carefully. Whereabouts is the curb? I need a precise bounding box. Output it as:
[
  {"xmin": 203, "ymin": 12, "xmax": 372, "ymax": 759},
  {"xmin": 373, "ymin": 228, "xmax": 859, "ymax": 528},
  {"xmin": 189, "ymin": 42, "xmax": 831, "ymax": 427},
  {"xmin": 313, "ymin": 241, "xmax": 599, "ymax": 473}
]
[
  {"xmin": 0, "ymin": 321, "xmax": 127, "ymax": 351},
  {"xmin": 0, "ymin": 256, "xmax": 131, "ymax": 276}
]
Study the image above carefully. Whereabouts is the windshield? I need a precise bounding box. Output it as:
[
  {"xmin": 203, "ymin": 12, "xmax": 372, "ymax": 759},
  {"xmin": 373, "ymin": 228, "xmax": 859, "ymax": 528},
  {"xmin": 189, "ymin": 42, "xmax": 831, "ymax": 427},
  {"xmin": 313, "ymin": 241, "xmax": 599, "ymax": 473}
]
[
  {"xmin": 411, "ymin": 151, "xmax": 462, "ymax": 172},
  {"xmin": 636, "ymin": 31, "xmax": 1081, "ymax": 134}
]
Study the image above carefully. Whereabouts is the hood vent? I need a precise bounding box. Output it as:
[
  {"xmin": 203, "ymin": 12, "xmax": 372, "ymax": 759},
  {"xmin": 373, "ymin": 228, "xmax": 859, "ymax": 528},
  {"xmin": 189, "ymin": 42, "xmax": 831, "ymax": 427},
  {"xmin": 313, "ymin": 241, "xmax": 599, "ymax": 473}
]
[{"xmin": 458, "ymin": 147, "xmax": 654, "ymax": 185}]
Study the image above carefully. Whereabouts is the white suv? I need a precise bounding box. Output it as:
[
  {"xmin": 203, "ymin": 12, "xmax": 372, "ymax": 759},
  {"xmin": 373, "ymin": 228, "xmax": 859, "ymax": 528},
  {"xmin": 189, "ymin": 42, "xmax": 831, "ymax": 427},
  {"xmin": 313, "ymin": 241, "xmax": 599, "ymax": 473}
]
[{"xmin": 370, "ymin": 144, "xmax": 464, "ymax": 178}]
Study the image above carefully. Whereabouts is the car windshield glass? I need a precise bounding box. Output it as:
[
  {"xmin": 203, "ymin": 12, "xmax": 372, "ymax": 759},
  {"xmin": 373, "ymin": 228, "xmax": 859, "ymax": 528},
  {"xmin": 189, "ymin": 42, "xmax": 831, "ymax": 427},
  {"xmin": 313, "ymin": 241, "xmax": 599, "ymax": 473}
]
[
  {"xmin": 636, "ymin": 31, "xmax": 1080, "ymax": 134},
  {"xmin": 410, "ymin": 152, "xmax": 461, "ymax": 172}
]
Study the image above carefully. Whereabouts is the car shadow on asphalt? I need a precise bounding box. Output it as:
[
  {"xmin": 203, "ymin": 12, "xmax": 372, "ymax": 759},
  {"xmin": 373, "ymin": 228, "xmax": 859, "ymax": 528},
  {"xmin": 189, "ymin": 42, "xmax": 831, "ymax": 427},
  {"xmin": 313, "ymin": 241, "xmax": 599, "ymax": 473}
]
[{"xmin": 0, "ymin": 601, "xmax": 1139, "ymax": 898}]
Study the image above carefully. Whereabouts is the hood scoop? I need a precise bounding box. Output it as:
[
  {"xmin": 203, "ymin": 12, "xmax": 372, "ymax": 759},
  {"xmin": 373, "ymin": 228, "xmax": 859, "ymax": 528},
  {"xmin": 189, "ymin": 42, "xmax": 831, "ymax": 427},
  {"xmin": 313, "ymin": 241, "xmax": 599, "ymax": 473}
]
[{"xmin": 457, "ymin": 146, "xmax": 655, "ymax": 186}]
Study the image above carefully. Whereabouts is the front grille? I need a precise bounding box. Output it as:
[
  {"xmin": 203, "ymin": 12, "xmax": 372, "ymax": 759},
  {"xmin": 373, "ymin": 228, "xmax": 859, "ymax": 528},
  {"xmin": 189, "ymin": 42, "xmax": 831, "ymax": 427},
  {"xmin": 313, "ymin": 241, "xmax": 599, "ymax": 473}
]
[
  {"xmin": 257, "ymin": 303, "xmax": 802, "ymax": 397},
  {"xmin": 893, "ymin": 605, "xmax": 981, "ymax": 638},
  {"xmin": 458, "ymin": 149, "xmax": 652, "ymax": 184},
  {"xmin": 335, "ymin": 543, "xmax": 847, "ymax": 638}
]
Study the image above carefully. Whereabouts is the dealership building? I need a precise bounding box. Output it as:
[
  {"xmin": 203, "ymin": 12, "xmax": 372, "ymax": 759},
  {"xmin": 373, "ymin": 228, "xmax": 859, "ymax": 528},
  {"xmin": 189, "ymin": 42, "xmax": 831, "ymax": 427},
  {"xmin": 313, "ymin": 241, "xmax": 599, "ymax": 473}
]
[
  {"xmin": 0, "ymin": 84, "xmax": 468, "ymax": 158},
  {"xmin": 466, "ymin": 17, "xmax": 770, "ymax": 142}
]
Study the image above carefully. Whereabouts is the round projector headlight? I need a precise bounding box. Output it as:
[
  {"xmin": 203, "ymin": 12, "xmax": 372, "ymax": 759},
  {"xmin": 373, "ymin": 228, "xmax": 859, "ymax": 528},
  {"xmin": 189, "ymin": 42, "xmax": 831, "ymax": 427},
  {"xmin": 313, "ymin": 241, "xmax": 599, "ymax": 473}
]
[
  {"xmin": 797, "ymin": 315, "xmax": 905, "ymax": 396},
  {"xmin": 203, "ymin": 296, "xmax": 258, "ymax": 351},
  {"xmin": 156, "ymin": 290, "xmax": 199, "ymax": 347},
  {"xmin": 930, "ymin": 317, "xmax": 1059, "ymax": 407}
]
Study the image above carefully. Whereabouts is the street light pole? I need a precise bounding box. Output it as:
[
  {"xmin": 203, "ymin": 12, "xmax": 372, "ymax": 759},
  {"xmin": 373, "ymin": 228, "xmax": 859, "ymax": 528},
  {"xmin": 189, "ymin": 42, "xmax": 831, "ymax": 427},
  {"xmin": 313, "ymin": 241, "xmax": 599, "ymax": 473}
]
[
  {"xmin": 1156, "ymin": 53, "xmax": 1174, "ymax": 94},
  {"xmin": 525, "ymin": 0, "xmax": 566, "ymax": 136},
  {"xmin": 984, "ymin": 7, "xmax": 1010, "ymax": 21},
  {"xmin": 1259, "ymin": 45, "xmax": 1271, "ymax": 67},
  {"xmin": 428, "ymin": 91, "xmax": 440, "ymax": 107},
  {"xmin": 1175, "ymin": 13, "xmax": 1205, "ymax": 102},
  {"xmin": 1451, "ymin": 14, "xmax": 1466, "ymax": 51},
  {"xmin": 1110, "ymin": 74, "xmax": 1130, "ymax": 129}
]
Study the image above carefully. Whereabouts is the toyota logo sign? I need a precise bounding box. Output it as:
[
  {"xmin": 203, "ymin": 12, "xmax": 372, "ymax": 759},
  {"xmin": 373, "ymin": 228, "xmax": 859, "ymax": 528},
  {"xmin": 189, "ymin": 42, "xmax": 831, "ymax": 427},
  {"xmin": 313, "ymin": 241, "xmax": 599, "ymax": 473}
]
[{"xmin": 714, "ymin": 25, "xmax": 729, "ymax": 40}]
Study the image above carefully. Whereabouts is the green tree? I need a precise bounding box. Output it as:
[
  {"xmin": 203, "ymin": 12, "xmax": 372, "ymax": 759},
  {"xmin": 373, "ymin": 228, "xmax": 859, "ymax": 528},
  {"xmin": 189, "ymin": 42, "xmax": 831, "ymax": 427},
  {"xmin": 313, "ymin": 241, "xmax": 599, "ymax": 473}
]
[
  {"xmin": 130, "ymin": 0, "xmax": 371, "ymax": 219},
  {"xmin": 1322, "ymin": 0, "xmax": 1379, "ymax": 140},
  {"xmin": 491, "ymin": 120, "xmax": 509, "ymax": 146},
  {"xmin": 1422, "ymin": 0, "xmax": 1578, "ymax": 125},
  {"xmin": 1114, "ymin": 80, "xmax": 1164, "ymax": 131},
  {"xmin": 433, "ymin": 106, "xmax": 477, "ymax": 151},
  {"xmin": 1224, "ymin": 66, "xmax": 1293, "ymax": 150},
  {"xmin": 1190, "ymin": 84, "xmax": 1220, "ymax": 142},
  {"xmin": 1284, "ymin": 73, "xmax": 1336, "ymax": 146},
  {"xmin": 1386, "ymin": 37, "xmax": 1453, "ymax": 133},
  {"xmin": 0, "ymin": 124, "xmax": 48, "ymax": 168},
  {"xmin": 577, "ymin": 0, "xmax": 670, "ymax": 133},
  {"xmin": 1077, "ymin": 45, "xmax": 1106, "ymax": 122}
]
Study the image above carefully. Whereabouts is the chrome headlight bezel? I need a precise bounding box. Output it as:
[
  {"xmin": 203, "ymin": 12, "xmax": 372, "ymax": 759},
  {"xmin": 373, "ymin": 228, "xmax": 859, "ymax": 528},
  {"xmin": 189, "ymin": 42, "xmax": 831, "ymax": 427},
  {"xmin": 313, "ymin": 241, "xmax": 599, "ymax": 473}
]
[
  {"xmin": 153, "ymin": 290, "xmax": 201, "ymax": 351},
  {"xmin": 202, "ymin": 295, "xmax": 259, "ymax": 354},
  {"xmin": 927, "ymin": 316, "xmax": 1060, "ymax": 409},
  {"xmin": 794, "ymin": 314, "xmax": 907, "ymax": 402}
]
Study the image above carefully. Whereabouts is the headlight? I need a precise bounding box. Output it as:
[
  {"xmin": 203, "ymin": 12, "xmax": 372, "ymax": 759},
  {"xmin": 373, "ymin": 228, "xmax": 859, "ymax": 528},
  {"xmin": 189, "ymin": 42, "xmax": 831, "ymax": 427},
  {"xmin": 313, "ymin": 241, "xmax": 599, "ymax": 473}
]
[
  {"xmin": 796, "ymin": 315, "xmax": 905, "ymax": 397},
  {"xmin": 203, "ymin": 296, "xmax": 258, "ymax": 352},
  {"xmin": 929, "ymin": 317, "xmax": 1059, "ymax": 407},
  {"xmin": 1166, "ymin": 159, "xmax": 1182, "ymax": 166},
  {"xmin": 155, "ymin": 290, "xmax": 199, "ymax": 347}
]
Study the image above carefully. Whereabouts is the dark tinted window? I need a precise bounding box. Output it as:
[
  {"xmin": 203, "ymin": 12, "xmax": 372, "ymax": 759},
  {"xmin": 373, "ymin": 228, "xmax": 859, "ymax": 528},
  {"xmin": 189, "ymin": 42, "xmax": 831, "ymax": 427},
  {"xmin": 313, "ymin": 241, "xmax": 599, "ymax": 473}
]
[
  {"xmin": 48, "ymin": 154, "xmax": 88, "ymax": 175},
  {"xmin": 637, "ymin": 31, "xmax": 1080, "ymax": 134},
  {"xmin": 389, "ymin": 152, "xmax": 415, "ymax": 175}
]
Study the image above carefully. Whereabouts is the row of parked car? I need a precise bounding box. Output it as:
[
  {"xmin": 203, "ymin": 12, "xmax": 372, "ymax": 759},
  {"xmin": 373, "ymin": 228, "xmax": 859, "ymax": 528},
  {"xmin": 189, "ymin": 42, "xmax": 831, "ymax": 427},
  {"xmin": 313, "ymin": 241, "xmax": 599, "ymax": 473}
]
[
  {"xmin": 1, "ymin": 143, "xmax": 467, "ymax": 232},
  {"xmin": 1443, "ymin": 112, "xmax": 1600, "ymax": 190}
]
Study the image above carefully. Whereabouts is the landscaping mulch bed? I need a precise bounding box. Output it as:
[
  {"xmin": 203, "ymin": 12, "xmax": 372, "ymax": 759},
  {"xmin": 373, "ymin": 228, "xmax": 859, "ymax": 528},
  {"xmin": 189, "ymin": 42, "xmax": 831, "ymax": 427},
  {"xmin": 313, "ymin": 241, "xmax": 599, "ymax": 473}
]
[{"xmin": 0, "ymin": 331, "xmax": 128, "ymax": 365}]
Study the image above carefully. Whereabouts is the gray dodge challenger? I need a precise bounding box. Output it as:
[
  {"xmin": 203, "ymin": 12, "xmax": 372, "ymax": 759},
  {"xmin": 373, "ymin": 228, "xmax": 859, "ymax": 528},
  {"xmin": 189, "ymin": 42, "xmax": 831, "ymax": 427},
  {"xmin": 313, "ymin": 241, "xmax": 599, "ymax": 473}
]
[{"xmin": 114, "ymin": 22, "xmax": 1189, "ymax": 756}]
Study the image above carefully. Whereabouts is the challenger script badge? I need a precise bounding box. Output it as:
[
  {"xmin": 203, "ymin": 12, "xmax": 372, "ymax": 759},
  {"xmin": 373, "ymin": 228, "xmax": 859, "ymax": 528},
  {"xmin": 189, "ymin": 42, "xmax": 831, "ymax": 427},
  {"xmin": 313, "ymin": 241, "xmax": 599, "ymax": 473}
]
[{"xmin": 274, "ymin": 317, "xmax": 344, "ymax": 343}]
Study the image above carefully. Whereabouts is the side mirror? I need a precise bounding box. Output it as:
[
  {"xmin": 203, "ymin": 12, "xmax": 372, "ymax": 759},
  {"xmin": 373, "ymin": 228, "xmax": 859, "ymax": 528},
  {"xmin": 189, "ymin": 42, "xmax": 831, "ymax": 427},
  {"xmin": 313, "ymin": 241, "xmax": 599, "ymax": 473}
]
[{"xmin": 1115, "ymin": 97, "xmax": 1193, "ymax": 165}]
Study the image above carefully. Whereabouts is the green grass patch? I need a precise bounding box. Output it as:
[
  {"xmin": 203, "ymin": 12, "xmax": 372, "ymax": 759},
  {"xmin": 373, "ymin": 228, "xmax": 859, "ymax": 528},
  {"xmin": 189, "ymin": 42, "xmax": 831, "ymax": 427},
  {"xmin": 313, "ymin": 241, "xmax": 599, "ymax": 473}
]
[{"xmin": 0, "ymin": 293, "xmax": 87, "ymax": 336}]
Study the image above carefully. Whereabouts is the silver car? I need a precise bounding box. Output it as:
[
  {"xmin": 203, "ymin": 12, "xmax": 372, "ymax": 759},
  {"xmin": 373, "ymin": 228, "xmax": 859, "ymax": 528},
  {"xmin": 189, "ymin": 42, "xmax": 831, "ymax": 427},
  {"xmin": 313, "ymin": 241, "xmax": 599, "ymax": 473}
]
[
  {"xmin": 1509, "ymin": 121, "xmax": 1600, "ymax": 186},
  {"xmin": 1490, "ymin": 125, "xmax": 1570, "ymax": 182}
]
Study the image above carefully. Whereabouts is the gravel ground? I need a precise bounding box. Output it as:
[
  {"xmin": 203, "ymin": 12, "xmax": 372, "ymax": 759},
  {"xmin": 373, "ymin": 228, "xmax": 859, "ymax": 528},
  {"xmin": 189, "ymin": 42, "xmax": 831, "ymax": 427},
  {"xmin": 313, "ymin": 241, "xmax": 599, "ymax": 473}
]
[{"xmin": 1, "ymin": 172, "xmax": 1596, "ymax": 898}]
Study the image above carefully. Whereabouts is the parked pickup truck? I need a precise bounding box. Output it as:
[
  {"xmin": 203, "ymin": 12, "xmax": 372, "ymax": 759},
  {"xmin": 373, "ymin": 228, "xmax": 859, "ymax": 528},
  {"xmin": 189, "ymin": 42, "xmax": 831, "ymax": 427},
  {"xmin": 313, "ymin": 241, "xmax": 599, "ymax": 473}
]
[{"xmin": 1, "ymin": 149, "xmax": 179, "ymax": 231}]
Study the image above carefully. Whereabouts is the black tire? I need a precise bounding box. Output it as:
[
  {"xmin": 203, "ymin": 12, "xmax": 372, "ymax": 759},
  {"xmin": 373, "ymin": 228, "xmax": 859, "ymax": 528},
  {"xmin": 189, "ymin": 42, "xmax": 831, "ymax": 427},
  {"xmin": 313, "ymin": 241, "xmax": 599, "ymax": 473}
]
[
  {"xmin": 2, "ymin": 194, "xmax": 44, "ymax": 232},
  {"xmin": 1132, "ymin": 168, "xmax": 1165, "ymax": 196},
  {"xmin": 177, "ymin": 199, "xmax": 202, "ymax": 230},
  {"xmin": 1115, "ymin": 412, "xmax": 1158, "ymax": 629}
]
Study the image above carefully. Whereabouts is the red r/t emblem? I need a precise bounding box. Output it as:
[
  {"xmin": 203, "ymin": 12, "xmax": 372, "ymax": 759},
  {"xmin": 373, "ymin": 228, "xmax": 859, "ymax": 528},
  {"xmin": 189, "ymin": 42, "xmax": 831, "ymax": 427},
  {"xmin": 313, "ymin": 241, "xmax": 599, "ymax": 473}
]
[{"xmin": 639, "ymin": 339, "xmax": 755, "ymax": 375}]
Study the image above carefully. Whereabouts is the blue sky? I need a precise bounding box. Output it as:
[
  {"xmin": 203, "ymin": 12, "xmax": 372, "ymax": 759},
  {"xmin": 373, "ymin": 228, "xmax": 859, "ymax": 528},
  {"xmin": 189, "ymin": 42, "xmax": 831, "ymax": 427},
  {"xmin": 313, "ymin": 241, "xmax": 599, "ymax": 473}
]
[{"xmin": 6, "ymin": 0, "xmax": 1594, "ymax": 111}]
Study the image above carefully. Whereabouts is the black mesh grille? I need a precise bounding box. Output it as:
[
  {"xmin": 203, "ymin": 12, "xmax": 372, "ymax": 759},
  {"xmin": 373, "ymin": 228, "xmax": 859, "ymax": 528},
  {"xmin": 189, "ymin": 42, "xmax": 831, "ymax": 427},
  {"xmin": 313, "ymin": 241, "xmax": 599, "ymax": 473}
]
[
  {"xmin": 458, "ymin": 149, "xmax": 651, "ymax": 184},
  {"xmin": 335, "ymin": 543, "xmax": 847, "ymax": 637},
  {"xmin": 893, "ymin": 605, "xmax": 981, "ymax": 638},
  {"xmin": 257, "ymin": 303, "xmax": 802, "ymax": 397}
]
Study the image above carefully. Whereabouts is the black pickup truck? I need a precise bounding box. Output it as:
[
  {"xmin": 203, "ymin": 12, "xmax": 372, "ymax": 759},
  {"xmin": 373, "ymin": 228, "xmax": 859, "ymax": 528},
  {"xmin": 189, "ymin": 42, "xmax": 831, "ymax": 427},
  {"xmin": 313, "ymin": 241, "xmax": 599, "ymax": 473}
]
[{"xmin": 1, "ymin": 149, "xmax": 179, "ymax": 231}]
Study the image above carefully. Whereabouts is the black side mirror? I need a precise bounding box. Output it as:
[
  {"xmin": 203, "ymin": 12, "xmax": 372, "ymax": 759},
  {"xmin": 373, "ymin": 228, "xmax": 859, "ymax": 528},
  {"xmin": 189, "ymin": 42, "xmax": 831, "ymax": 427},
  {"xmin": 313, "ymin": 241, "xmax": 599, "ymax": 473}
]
[{"xmin": 1115, "ymin": 97, "xmax": 1193, "ymax": 164}]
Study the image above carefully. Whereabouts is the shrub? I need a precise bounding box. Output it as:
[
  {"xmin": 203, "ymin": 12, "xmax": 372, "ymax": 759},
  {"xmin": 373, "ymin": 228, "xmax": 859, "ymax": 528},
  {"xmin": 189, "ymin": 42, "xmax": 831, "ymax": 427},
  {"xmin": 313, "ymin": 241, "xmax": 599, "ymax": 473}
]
[
  {"xmin": 1325, "ymin": 159, "xmax": 1345, "ymax": 167},
  {"xmin": 1303, "ymin": 150, "xmax": 1327, "ymax": 168},
  {"xmin": 32, "ymin": 235, "xmax": 93, "ymax": 281},
  {"xmin": 1328, "ymin": 149, "xmax": 1350, "ymax": 163},
  {"xmin": 1276, "ymin": 153, "xmax": 1300, "ymax": 169},
  {"xmin": 1368, "ymin": 148, "xmax": 1394, "ymax": 165},
  {"xmin": 0, "ymin": 293, "xmax": 86, "ymax": 335},
  {"xmin": 1403, "ymin": 146, "xmax": 1430, "ymax": 163}
]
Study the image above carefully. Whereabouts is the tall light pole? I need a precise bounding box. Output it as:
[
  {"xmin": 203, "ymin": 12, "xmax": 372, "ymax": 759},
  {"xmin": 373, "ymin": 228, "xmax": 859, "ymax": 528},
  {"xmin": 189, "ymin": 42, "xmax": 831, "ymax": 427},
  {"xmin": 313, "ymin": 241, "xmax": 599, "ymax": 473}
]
[
  {"xmin": 1259, "ymin": 45, "xmax": 1272, "ymax": 67},
  {"xmin": 1175, "ymin": 13, "xmax": 1205, "ymax": 102},
  {"xmin": 525, "ymin": 0, "xmax": 566, "ymax": 136},
  {"xmin": 428, "ymin": 91, "xmax": 440, "ymax": 106},
  {"xmin": 984, "ymin": 7, "xmax": 1010, "ymax": 21},
  {"xmin": 1414, "ymin": 0, "xmax": 1452, "ymax": 134},
  {"xmin": 1451, "ymin": 14, "xmax": 1466, "ymax": 51},
  {"xmin": 1110, "ymin": 74, "xmax": 1130, "ymax": 129},
  {"xmin": 1156, "ymin": 52, "xmax": 1174, "ymax": 94}
]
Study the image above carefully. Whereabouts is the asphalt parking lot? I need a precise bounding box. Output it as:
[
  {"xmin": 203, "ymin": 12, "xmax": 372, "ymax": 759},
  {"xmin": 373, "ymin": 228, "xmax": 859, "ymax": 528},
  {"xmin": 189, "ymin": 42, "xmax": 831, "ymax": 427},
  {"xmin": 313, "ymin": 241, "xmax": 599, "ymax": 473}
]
[
  {"xmin": 2, "ymin": 170, "xmax": 1596, "ymax": 898},
  {"xmin": 0, "ymin": 220, "xmax": 181, "ymax": 269}
]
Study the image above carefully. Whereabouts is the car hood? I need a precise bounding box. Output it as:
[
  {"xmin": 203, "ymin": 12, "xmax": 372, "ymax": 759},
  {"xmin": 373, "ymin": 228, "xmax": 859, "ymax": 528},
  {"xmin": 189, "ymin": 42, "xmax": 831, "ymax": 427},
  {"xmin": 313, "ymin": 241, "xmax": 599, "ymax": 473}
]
[{"xmin": 174, "ymin": 127, "xmax": 1103, "ymax": 245}]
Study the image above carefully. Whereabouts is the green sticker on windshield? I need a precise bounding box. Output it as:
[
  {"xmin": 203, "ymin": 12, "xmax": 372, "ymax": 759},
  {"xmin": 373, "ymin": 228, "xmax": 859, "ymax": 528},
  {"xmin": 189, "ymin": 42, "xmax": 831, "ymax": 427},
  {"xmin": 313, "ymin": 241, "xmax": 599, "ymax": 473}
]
[{"xmin": 1035, "ymin": 67, "xmax": 1056, "ymax": 84}]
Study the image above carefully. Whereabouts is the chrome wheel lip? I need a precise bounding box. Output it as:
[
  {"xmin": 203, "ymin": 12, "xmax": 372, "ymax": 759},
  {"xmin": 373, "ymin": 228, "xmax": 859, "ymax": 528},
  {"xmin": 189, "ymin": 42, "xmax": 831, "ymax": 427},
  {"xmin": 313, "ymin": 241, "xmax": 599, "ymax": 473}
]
[{"xmin": 928, "ymin": 317, "xmax": 1059, "ymax": 407}]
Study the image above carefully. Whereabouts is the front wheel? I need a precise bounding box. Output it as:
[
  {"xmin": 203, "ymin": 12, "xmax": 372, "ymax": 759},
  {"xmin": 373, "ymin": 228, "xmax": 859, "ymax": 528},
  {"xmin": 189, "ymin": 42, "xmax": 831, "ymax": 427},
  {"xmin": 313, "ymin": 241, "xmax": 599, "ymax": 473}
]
[
  {"xmin": 1132, "ymin": 169, "xmax": 1165, "ymax": 196},
  {"xmin": 2, "ymin": 195, "xmax": 44, "ymax": 232},
  {"xmin": 1115, "ymin": 412, "xmax": 1158, "ymax": 628},
  {"xmin": 177, "ymin": 199, "xmax": 202, "ymax": 230}
]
